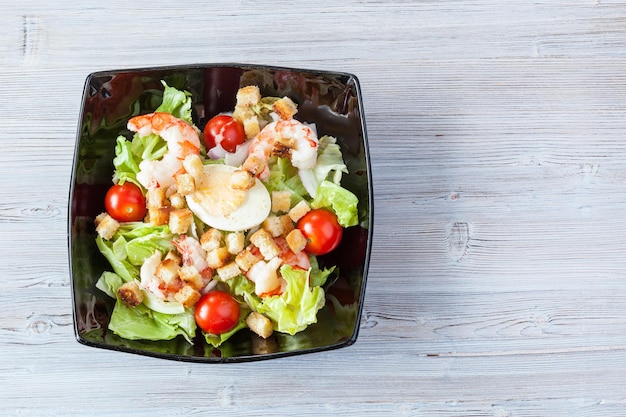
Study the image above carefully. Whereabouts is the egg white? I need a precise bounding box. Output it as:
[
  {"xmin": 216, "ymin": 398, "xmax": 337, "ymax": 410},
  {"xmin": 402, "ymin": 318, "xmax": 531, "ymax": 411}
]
[{"xmin": 186, "ymin": 164, "xmax": 271, "ymax": 232}]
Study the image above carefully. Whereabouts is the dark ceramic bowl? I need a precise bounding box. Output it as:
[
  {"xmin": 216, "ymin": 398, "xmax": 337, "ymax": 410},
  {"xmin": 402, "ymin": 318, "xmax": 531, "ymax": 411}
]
[{"xmin": 68, "ymin": 63, "xmax": 372, "ymax": 362}]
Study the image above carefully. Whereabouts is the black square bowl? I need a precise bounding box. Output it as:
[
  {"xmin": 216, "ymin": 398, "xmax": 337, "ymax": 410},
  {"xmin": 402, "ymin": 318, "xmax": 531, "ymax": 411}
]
[{"xmin": 68, "ymin": 63, "xmax": 372, "ymax": 362}]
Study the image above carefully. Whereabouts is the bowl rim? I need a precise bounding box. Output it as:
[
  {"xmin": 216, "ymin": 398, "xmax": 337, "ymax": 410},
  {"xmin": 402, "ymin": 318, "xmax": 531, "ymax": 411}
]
[{"xmin": 68, "ymin": 62, "xmax": 374, "ymax": 363}]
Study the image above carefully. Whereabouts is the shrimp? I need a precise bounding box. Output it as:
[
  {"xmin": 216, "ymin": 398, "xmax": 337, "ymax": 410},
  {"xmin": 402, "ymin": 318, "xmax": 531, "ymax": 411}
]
[
  {"xmin": 140, "ymin": 250, "xmax": 170, "ymax": 299},
  {"xmin": 242, "ymin": 119, "xmax": 318, "ymax": 192},
  {"xmin": 128, "ymin": 112, "xmax": 201, "ymax": 189},
  {"xmin": 275, "ymin": 237, "xmax": 310, "ymax": 270},
  {"xmin": 140, "ymin": 238, "xmax": 213, "ymax": 302},
  {"xmin": 172, "ymin": 235, "xmax": 213, "ymax": 281},
  {"xmin": 246, "ymin": 256, "xmax": 285, "ymax": 297},
  {"xmin": 244, "ymin": 237, "xmax": 309, "ymax": 298}
]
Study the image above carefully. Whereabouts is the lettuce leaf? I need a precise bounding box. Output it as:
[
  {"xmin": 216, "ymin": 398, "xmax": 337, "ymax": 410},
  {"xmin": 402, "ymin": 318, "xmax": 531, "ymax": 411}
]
[
  {"xmin": 155, "ymin": 81, "xmax": 193, "ymax": 125},
  {"xmin": 95, "ymin": 271, "xmax": 196, "ymax": 343},
  {"xmin": 108, "ymin": 301, "xmax": 196, "ymax": 343},
  {"xmin": 266, "ymin": 157, "xmax": 308, "ymax": 202},
  {"xmin": 95, "ymin": 271, "xmax": 123, "ymax": 299},
  {"xmin": 314, "ymin": 135, "xmax": 349, "ymax": 185},
  {"xmin": 312, "ymin": 180, "xmax": 359, "ymax": 227},
  {"xmin": 253, "ymin": 265, "xmax": 326, "ymax": 335},
  {"xmin": 96, "ymin": 223, "xmax": 174, "ymax": 283},
  {"xmin": 309, "ymin": 256, "xmax": 336, "ymax": 288},
  {"xmin": 112, "ymin": 82, "xmax": 193, "ymax": 186}
]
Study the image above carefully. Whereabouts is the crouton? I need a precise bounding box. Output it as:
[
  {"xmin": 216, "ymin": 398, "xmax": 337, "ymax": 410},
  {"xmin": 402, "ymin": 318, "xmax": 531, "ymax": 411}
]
[
  {"xmin": 95, "ymin": 213, "xmax": 119, "ymax": 240},
  {"xmin": 94, "ymin": 212, "xmax": 107, "ymax": 225},
  {"xmin": 242, "ymin": 117, "xmax": 260, "ymax": 139},
  {"xmin": 246, "ymin": 312, "xmax": 273, "ymax": 339},
  {"xmin": 146, "ymin": 187, "xmax": 168, "ymax": 209},
  {"xmin": 262, "ymin": 215, "xmax": 284, "ymax": 238},
  {"xmin": 279, "ymin": 214, "xmax": 295, "ymax": 235},
  {"xmin": 175, "ymin": 173, "xmax": 195, "ymax": 196},
  {"xmin": 242, "ymin": 154, "xmax": 266, "ymax": 177},
  {"xmin": 272, "ymin": 96, "xmax": 298, "ymax": 120},
  {"xmin": 206, "ymin": 247, "xmax": 231, "ymax": 269},
  {"xmin": 164, "ymin": 250, "xmax": 182, "ymax": 265},
  {"xmin": 200, "ymin": 228, "xmax": 223, "ymax": 252},
  {"xmin": 174, "ymin": 285, "xmax": 201, "ymax": 308},
  {"xmin": 286, "ymin": 229, "xmax": 308, "ymax": 253},
  {"xmin": 217, "ymin": 262, "xmax": 242, "ymax": 281},
  {"xmin": 288, "ymin": 200, "xmax": 310, "ymax": 222},
  {"xmin": 225, "ymin": 232, "xmax": 245, "ymax": 255},
  {"xmin": 230, "ymin": 169, "xmax": 255, "ymax": 191},
  {"xmin": 271, "ymin": 190, "xmax": 291, "ymax": 213},
  {"xmin": 178, "ymin": 265, "xmax": 203, "ymax": 291},
  {"xmin": 249, "ymin": 228, "xmax": 280, "ymax": 260},
  {"xmin": 169, "ymin": 192, "xmax": 187, "ymax": 209},
  {"xmin": 155, "ymin": 258, "xmax": 179, "ymax": 284},
  {"xmin": 148, "ymin": 207, "xmax": 170, "ymax": 226},
  {"xmin": 235, "ymin": 248, "xmax": 261, "ymax": 272},
  {"xmin": 169, "ymin": 208, "xmax": 193, "ymax": 235},
  {"xmin": 182, "ymin": 153, "xmax": 205, "ymax": 180},
  {"xmin": 236, "ymin": 85, "xmax": 261, "ymax": 107},
  {"xmin": 272, "ymin": 137, "xmax": 293, "ymax": 159},
  {"xmin": 117, "ymin": 281, "xmax": 143, "ymax": 307}
]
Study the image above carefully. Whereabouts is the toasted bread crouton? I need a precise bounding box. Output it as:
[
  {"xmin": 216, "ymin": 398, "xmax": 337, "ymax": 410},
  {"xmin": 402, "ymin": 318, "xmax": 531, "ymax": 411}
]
[
  {"xmin": 200, "ymin": 228, "xmax": 223, "ymax": 252},
  {"xmin": 182, "ymin": 153, "xmax": 204, "ymax": 181},
  {"xmin": 262, "ymin": 215, "xmax": 284, "ymax": 238},
  {"xmin": 217, "ymin": 262, "xmax": 241, "ymax": 281},
  {"xmin": 230, "ymin": 169, "xmax": 255, "ymax": 191},
  {"xmin": 242, "ymin": 117, "xmax": 260, "ymax": 139},
  {"xmin": 168, "ymin": 192, "xmax": 187, "ymax": 209},
  {"xmin": 225, "ymin": 232, "xmax": 245, "ymax": 255},
  {"xmin": 286, "ymin": 229, "xmax": 308, "ymax": 254},
  {"xmin": 271, "ymin": 190, "xmax": 291, "ymax": 213},
  {"xmin": 235, "ymin": 248, "xmax": 261, "ymax": 272},
  {"xmin": 236, "ymin": 85, "xmax": 261, "ymax": 107},
  {"xmin": 174, "ymin": 285, "xmax": 201, "ymax": 308},
  {"xmin": 279, "ymin": 214, "xmax": 295, "ymax": 235},
  {"xmin": 246, "ymin": 312, "xmax": 273, "ymax": 339},
  {"xmin": 169, "ymin": 208, "xmax": 193, "ymax": 235},
  {"xmin": 148, "ymin": 207, "xmax": 170, "ymax": 226},
  {"xmin": 242, "ymin": 154, "xmax": 266, "ymax": 177},
  {"xmin": 233, "ymin": 106, "xmax": 253, "ymax": 128},
  {"xmin": 175, "ymin": 173, "xmax": 195, "ymax": 196},
  {"xmin": 249, "ymin": 228, "xmax": 280, "ymax": 260},
  {"xmin": 288, "ymin": 200, "xmax": 311, "ymax": 222},
  {"xmin": 178, "ymin": 265, "xmax": 203, "ymax": 291},
  {"xmin": 117, "ymin": 281, "xmax": 143, "ymax": 307},
  {"xmin": 146, "ymin": 187, "xmax": 168, "ymax": 209},
  {"xmin": 164, "ymin": 250, "xmax": 182, "ymax": 265},
  {"xmin": 272, "ymin": 96, "xmax": 298, "ymax": 120},
  {"xmin": 206, "ymin": 247, "xmax": 231, "ymax": 269},
  {"xmin": 94, "ymin": 212, "xmax": 107, "ymax": 225},
  {"xmin": 95, "ymin": 213, "xmax": 120, "ymax": 240},
  {"xmin": 155, "ymin": 258, "xmax": 179, "ymax": 284}
]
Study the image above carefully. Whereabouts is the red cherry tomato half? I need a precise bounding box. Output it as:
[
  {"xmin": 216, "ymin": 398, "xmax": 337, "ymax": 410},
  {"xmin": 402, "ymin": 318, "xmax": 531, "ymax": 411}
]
[
  {"xmin": 194, "ymin": 291, "xmax": 241, "ymax": 335},
  {"xmin": 104, "ymin": 182, "xmax": 146, "ymax": 222},
  {"xmin": 203, "ymin": 115, "xmax": 245, "ymax": 153},
  {"xmin": 297, "ymin": 208, "xmax": 343, "ymax": 255}
]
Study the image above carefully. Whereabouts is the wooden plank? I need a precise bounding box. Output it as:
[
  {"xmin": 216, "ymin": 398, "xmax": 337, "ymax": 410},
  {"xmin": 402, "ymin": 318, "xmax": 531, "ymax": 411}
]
[{"xmin": 2, "ymin": 0, "xmax": 626, "ymax": 415}]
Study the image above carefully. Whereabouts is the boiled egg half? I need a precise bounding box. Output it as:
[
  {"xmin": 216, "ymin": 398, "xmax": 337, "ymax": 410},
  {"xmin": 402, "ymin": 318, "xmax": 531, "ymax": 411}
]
[{"xmin": 186, "ymin": 164, "xmax": 271, "ymax": 232}]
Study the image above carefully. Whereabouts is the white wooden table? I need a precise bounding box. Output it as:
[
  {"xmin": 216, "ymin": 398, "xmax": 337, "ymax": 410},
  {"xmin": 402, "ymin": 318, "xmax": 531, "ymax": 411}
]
[{"xmin": 2, "ymin": 1, "xmax": 626, "ymax": 415}]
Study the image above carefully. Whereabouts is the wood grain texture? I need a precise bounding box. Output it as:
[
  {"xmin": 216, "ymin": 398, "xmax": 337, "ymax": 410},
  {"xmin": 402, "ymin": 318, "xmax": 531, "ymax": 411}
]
[{"xmin": 2, "ymin": 0, "xmax": 626, "ymax": 415}]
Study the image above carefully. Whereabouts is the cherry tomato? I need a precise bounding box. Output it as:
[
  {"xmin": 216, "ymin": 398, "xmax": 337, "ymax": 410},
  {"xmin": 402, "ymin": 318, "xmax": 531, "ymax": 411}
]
[
  {"xmin": 194, "ymin": 291, "xmax": 240, "ymax": 335},
  {"xmin": 104, "ymin": 182, "xmax": 146, "ymax": 222},
  {"xmin": 203, "ymin": 115, "xmax": 245, "ymax": 153},
  {"xmin": 297, "ymin": 208, "xmax": 343, "ymax": 255}
]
